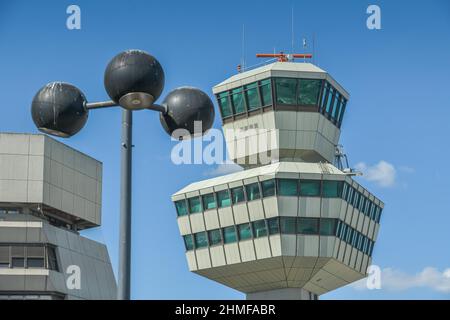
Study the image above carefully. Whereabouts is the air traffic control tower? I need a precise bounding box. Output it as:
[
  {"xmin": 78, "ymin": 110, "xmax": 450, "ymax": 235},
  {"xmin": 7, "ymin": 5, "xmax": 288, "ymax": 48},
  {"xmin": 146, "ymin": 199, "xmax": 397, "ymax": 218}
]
[{"xmin": 171, "ymin": 54, "xmax": 384, "ymax": 300}]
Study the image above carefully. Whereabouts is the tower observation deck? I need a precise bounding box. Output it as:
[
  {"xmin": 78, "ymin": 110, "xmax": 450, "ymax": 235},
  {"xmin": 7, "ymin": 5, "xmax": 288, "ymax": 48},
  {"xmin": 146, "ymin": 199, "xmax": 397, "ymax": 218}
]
[{"xmin": 171, "ymin": 55, "xmax": 384, "ymax": 300}]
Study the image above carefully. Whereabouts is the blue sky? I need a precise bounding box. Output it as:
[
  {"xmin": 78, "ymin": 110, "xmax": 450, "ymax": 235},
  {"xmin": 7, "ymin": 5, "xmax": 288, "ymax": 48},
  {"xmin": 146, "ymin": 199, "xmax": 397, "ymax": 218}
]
[{"xmin": 0, "ymin": 0, "xmax": 449, "ymax": 299}]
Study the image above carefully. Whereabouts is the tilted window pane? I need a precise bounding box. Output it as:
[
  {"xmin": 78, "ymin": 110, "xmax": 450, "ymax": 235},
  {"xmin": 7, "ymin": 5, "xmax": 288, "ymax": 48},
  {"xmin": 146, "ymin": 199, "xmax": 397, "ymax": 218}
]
[
  {"xmin": 352, "ymin": 231, "xmax": 358, "ymax": 246},
  {"xmin": 346, "ymin": 228, "xmax": 353, "ymax": 243},
  {"xmin": 218, "ymin": 92, "xmax": 233, "ymax": 118},
  {"xmin": 376, "ymin": 207, "xmax": 382, "ymax": 222},
  {"xmin": 298, "ymin": 218, "xmax": 319, "ymax": 235},
  {"xmin": 260, "ymin": 79, "xmax": 273, "ymax": 106},
  {"xmin": 245, "ymin": 183, "xmax": 261, "ymax": 201},
  {"xmin": 278, "ymin": 179, "xmax": 298, "ymax": 196},
  {"xmin": 322, "ymin": 181, "xmax": 343, "ymax": 198},
  {"xmin": 338, "ymin": 99, "xmax": 347, "ymax": 125},
  {"xmin": 267, "ymin": 217, "xmax": 280, "ymax": 235},
  {"xmin": 352, "ymin": 192, "xmax": 359, "ymax": 207},
  {"xmin": 325, "ymin": 87, "xmax": 334, "ymax": 114},
  {"xmin": 188, "ymin": 197, "xmax": 202, "ymax": 214},
  {"xmin": 208, "ymin": 229, "xmax": 222, "ymax": 246},
  {"xmin": 300, "ymin": 180, "xmax": 321, "ymax": 197},
  {"xmin": 359, "ymin": 196, "xmax": 365, "ymax": 211},
  {"xmin": 336, "ymin": 99, "xmax": 344, "ymax": 123},
  {"xmin": 252, "ymin": 220, "xmax": 268, "ymax": 238},
  {"xmin": 245, "ymin": 83, "xmax": 261, "ymax": 111},
  {"xmin": 217, "ymin": 190, "xmax": 231, "ymax": 208},
  {"xmin": 194, "ymin": 232, "xmax": 208, "ymax": 249},
  {"xmin": 231, "ymin": 186, "xmax": 245, "ymax": 204},
  {"xmin": 175, "ymin": 200, "xmax": 188, "ymax": 217},
  {"xmin": 47, "ymin": 247, "xmax": 58, "ymax": 271},
  {"xmin": 232, "ymin": 88, "xmax": 246, "ymax": 114},
  {"xmin": 183, "ymin": 235, "xmax": 194, "ymax": 251},
  {"xmin": 261, "ymin": 179, "xmax": 276, "ymax": 197},
  {"xmin": 275, "ymin": 78, "xmax": 297, "ymax": 105},
  {"xmin": 346, "ymin": 187, "xmax": 354, "ymax": 202},
  {"xmin": 202, "ymin": 193, "xmax": 216, "ymax": 210},
  {"xmin": 298, "ymin": 79, "xmax": 321, "ymax": 105},
  {"xmin": 320, "ymin": 84, "xmax": 329, "ymax": 111},
  {"xmin": 223, "ymin": 226, "xmax": 237, "ymax": 244},
  {"xmin": 331, "ymin": 92, "xmax": 340, "ymax": 120},
  {"xmin": 238, "ymin": 223, "xmax": 252, "ymax": 241},
  {"xmin": 319, "ymin": 219, "xmax": 336, "ymax": 236},
  {"xmin": 280, "ymin": 217, "xmax": 296, "ymax": 234}
]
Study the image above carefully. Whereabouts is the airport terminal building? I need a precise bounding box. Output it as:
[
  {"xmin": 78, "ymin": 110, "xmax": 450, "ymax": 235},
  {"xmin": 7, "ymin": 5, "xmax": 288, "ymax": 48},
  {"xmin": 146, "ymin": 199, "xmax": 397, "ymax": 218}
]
[{"xmin": 0, "ymin": 133, "xmax": 116, "ymax": 300}]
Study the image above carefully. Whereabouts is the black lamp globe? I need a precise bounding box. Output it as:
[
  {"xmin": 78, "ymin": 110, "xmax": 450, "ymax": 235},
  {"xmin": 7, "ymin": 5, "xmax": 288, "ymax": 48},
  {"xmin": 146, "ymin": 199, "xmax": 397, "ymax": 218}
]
[
  {"xmin": 159, "ymin": 87, "xmax": 215, "ymax": 140},
  {"xmin": 31, "ymin": 82, "xmax": 89, "ymax": 138},
  {"xmin": 104, "ymin": 49, "xmax": 165, "ymax": 110}
]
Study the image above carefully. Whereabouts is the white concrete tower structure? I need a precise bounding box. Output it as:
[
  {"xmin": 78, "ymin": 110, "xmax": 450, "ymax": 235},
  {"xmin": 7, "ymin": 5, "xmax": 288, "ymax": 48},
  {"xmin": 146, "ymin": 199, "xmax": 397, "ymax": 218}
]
[
  {"xmin": 0, "ymin": 133, "xmax": 116, "ymax": 300},
  {"xmin": 171, "ymin": 57, "xmax": 384, "ymax": 299}
]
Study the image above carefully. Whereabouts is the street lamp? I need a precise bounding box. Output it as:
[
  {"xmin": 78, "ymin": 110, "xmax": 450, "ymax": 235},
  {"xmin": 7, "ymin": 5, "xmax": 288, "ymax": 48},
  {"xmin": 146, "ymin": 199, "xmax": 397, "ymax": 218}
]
[{"xmin": 30, "ymin": 49, "xmax": 215, "ymax": 300}]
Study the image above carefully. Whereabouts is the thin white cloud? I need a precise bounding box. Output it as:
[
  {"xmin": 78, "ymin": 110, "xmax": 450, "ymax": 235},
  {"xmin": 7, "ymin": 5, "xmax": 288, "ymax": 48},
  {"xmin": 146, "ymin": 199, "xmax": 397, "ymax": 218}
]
[
  {"xmin": 351, "ymin": 267, "xmax": 450, "ymax": 293},
  {"xmin": 399, "ymin": 165, "xmax": 415, "ymax": 174},
  {"xmin": 355, "ymin": 160, "xmax": 396, "ymax": 187},
  {"xmin": 203, "ymin": 162, "xmax": 243, "ymax": 177}
]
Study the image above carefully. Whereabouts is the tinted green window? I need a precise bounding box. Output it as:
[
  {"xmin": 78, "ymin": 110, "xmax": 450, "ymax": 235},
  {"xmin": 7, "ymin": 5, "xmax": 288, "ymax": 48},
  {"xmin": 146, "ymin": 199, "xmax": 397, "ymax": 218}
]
[
  {"xmin": 175, "ymin": 200, "xmax": 188, "ymax": 216},
  {"xmin": 202, "ymin": 193, "xmax": 216, "ymax": 210},
  {"xmin": 375, "ymin": 207, "xmax": 382, "ymax": 223},
  {"xmin": 223, "ymin": 226, "xmax": 237, "ymax": 244},
  {"xmin": 194, "ymin": 232, "xmax": 208, "ymax": 248},
  {"xmin": 352, "ymin": 192, "xmax": 359, "ymax": 207},
  {"xmin": 188, "ymin": 197, "xmax": 202, "ymax": 213},
  {"xmin": 346, "ymin": 227, "xmax": 353, "ymax": 243},
  {"xmin": 217, "ymin": 190, "xmax": 231, "ymax": 208},
  {"xmin": 298, "ymin": 79, "xmax": 321, "ymax": 105},
  {"xmin": 278, "ymin": 179, "xmax": 298, "ymax": 196},
  {"xmin": 331, "ymin": 92, "xmax": 340, "ymax": 120},
  {"xmin": 208, "ymin": 229, "xmax": 222, "ymax": 246},
  {"xmin": 245, "ymin": 183, "xmax": 260, "ymax": 201},
  {"xmin": 231, "ymin": 186, "xmax": 245, "ymax": 204},
  {"xmin": 298, "ymin": 218, "xmax": 319, "ymax": 235},
  {"xmin": 267, "ymin": 217, "xmax": 280, "ymax": 235},
  {"xmin": 300, "ymin": 180, "xmax": 321, "ymax": 197},
  {"xmin": 261, "ymin": 179, "xmax": 276, "ymax": 197},
  {"xmin": 183, "ymin": 235, "xmax": 194, "ymax": 251},
  {"xmin": 252, "ymin": 220, "xmax": 267, "ymax": 238},
  {"xmin": 238, "ymin": 223, "xmax": 252, "ymax": 240},
  {"xmin": 338, "ymin": 99, "xmax": 347, "ymax": 126},
  {"xmin": 320, "ymin": 84, "xmax": 329, "ymax": 111},
  {"xmin": 280, "ymin": 217, "xmax": 296, "ymax": 234},
  {"xmin": 275, "ymin": 78, "xmax": 297, "ymax": 105},
  {"xmin": 346, "ymin": 186, "xmax": 353, "ymax": 202},
  {"xmin": 245, "ymin": 82, "xmax": 261, "ymax": 111},
  {"xmin": 218, "ymin": 92, "xmax": 233, "ymax": 118},
  {"xmin": 260, "ymin": 79, "xmax": 273, "ymax": 106},
  {"xmin": 320, "ymin": 219, "xmax": 336, "ymax": 236},
  {"xmin": 232, "ymin": 88, "xmax": 246, "ymax": 114},
  {"xmin": 325, "ymin": 87, "xmax": 334, "ymax": 114},
  {"xmin": 322, "ymin": 181, "xmax": 343, "ymax": 198},
  {"xmin": 336, "ymin": 99, "xmax": 344, "ymax": 122}
]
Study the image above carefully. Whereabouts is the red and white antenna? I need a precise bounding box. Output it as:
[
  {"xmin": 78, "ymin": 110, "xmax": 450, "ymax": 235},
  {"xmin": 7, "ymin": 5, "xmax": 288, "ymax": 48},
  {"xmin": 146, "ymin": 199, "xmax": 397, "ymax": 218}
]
[{"xmin": 256, "ymin": 52, "xmax": 312, "ymax": 62}]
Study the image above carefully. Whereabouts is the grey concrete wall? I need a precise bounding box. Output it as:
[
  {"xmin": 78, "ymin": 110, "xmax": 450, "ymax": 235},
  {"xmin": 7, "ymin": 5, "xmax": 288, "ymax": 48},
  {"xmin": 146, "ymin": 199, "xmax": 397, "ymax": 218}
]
[{"xmin": 0, "ymin": 133, "xmax": 102, "ymax": 227}]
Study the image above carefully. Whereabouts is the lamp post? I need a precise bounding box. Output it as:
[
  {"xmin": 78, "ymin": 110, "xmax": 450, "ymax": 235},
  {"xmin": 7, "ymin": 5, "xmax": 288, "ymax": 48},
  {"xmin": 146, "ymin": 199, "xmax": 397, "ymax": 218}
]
[{"xmin": 30, "ymin": 49, "xmax": 215, "ymax": 300}]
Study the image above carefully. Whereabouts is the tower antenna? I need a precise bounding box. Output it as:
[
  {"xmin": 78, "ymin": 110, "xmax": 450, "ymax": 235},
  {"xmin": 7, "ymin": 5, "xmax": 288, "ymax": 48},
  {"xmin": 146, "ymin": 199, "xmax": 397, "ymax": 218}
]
[
  {"xmin": 291, "ymin": 6, "xmax": 295, "ymax": 53},
  {"xmin": 241, "ymin": 24, "xmax": 245, "ymax": 71}
]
